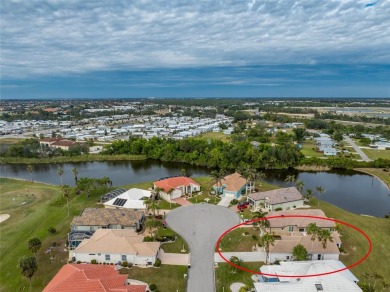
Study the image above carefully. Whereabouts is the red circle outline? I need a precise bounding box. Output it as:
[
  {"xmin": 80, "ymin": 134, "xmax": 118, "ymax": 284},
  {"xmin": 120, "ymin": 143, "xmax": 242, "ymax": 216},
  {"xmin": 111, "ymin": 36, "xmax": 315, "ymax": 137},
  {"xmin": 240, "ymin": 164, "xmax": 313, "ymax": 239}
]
[{"xmin": 215, "ymin": 215, "xmax": 372, "ymax": 278}]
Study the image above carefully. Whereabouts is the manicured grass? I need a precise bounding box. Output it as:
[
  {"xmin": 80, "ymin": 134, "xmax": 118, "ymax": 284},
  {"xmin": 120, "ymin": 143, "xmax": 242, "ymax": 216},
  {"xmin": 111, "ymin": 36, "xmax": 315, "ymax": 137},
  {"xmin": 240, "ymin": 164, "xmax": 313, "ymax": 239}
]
[
  {"xmin": 219, "ymin": 227, "xmax": 260, "ymax": 252},
  {"xmin": 197, "ymin": 131, "xmax": 230, "ymax": 142},
  {"xmin": 300, "ymin": 140, "xmax": 324, "ymax": 158},
  {"xmin": 354, "ymin": 168, "xmax": 390, "ymax": 188},
  {"xmin": 123, "ymin": 265, "xmax": 188, "ymax": 292},
  {"xmin": 362, "ymin": 148, "xmax": 390, "ymax": 160},
  {"xmin": 187, "ymin": 193, "xmax": 220, "ymax": 204},
  {"xmin": 309, "ymin": 199, "xmax": 390, "ymax": 283},
  {"xmin": 215, "ymin": 262, "xmax": 264, "ymax": 292}
]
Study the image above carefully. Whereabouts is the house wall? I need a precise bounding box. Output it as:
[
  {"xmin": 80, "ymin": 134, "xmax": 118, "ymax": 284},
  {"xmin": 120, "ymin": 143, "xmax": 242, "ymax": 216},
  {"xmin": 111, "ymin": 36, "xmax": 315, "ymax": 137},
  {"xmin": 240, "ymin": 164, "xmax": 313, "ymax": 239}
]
[
  {"xmin": 269, "ymin": 200, "xmax": 304, "ymax": 211},
  {"xmin": 71, "ymin": 225, "xmax": 136, "ymax": 232},
  {"xmin": 73, "ymin": 252, "xmax": 158, "ymax": 265},
  {"xmin": 269, "ymin": 252, "xmax": 339, "ymax": 263}
]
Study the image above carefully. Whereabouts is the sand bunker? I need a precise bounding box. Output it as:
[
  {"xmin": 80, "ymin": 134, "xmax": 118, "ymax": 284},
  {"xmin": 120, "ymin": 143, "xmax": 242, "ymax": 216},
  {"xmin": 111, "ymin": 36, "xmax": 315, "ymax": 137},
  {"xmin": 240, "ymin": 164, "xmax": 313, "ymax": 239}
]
[{"xmin": 0, "ymin": 214, "xmax": 10, "ymax": 223}]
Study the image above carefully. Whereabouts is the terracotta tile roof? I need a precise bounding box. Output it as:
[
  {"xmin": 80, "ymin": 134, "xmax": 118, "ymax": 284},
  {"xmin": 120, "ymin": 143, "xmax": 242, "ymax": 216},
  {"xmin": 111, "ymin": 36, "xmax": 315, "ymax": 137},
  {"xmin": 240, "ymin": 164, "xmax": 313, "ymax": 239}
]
[
  {"xmin": 40, "ymin": 138, "xmax": 64, "ymax": 143},
  {"xmin": 267, "ymin": 209, "xmax": 335, "ymax": 228},
  {"xmin": 248, "ymin": 187, "xmax": 303, "ymax": 205},
  {"xmin": 153, "ymin": 176, "xmax": 200, "ymax": 192},
  {"xmin": 43, "ymin": 264, "xmax": 146, "ymax": 292},
  {"xmin": 51, "ymin": 140, "xmax": 77, "ymax": 147},
  {"xmin": 71, "ymin": 208, "xmax": 144, "ymax": 227},
  {"xmin": 75, "ymin": 229, "xmax": 160, "ymax": 256},
  {"xmin": 269, "ymin": 235, "xmax": 340, "ymax": 254},
  {"xmin": 213, "ymin": 172, "xmax": 247, "ymax": 192}
]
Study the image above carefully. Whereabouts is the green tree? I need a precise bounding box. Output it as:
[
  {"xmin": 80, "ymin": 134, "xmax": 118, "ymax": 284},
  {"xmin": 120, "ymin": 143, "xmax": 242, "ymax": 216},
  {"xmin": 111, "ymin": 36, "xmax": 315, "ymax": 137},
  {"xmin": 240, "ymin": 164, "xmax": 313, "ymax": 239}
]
[
  {"xmin": 293, "ymin": 128, "xmax": 307, "ymax": 144},
  {"xmin": 229, "ymin": 256, "xmax": 243, "ymax": 273},
  {"xmin": 259, "ymin": 233, "xmax": 275, "ymax": 264},
  {"xmin": 315, "ymin": 186, "xmax": 326, "ymax": 206},
  {"xmin": 19, "ymin": 256, "xmax": 37, "ymax": 288},
  {"xmin": 295, "ymin": 180, "xmax": 305, "ymax": 194},
  {"xmin": 71, "ymin": 167, "xmax": 78, "ymax": 184},
  {"xmin": 292, "ymin": 244, "xmax": 309, "ymax": 261},
  {"xmin": 62, "ymin": 185, "xmax": 72, "ymax": 216},
  {"xmin": 333, "ymin": 132, "xmax": 344, "ymax": 143},
  {"xmin": 145, "ymin": 199, "xmax": 160, "ymax": 216},
  {"xmin": 210, "ymin": 170, "xmax": 225, "ymax": 196},
  {"xmin": 304, "ymin": 189, "xmax": 314, "ymax": 202},
  {"xmin": 285, "ymin": 174, "xmax": 296, "ymax": 185},
  {"xmin": 317, "ymin": 229, "xmax": 334, "ymax": 249},
  {"xmin": 57, "ymin": 166, "xmax": 64, "ymax": 185},
  {"xmin": 253, "ymin": 171, "xmax": 266, "ymax": 192},
  {"xmin": 26, "ymin": 164, "xmax": 33, "ymax": 182},
  {"xmin": 27, "ymin": 238, "xmax": 42, "ymax": 257}
]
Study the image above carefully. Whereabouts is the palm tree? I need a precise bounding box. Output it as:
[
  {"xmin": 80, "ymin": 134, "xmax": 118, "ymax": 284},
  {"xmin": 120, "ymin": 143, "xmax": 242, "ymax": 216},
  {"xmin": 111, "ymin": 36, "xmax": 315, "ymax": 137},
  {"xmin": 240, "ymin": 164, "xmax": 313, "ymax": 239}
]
[
  {"xmin": 28, "ymin": 238, "xmax": 42, "ymax": 258},
  {"xmin": 229, "ymin": 256, "xmax": 243, "ymax": 273},
  {"xmin": 167, "ymin": 188, "xmax": 175, "ymax": 206},
  {"xmin": 210, "ymin": 170, "xmax": 225, "ymax": 196},
  {"xmin": 71, "ymin": 167, "xmax": 78, "ymax": 184},
  {"xmin": 62, "ymin": 185, "xmax": 71, "ymax": 216},
  {"xmin": 285, "ymin": 174, "xmax": 296, "ymax": 185},
  {"xmin": 145, "ymin": 199, "xmax": 160, "ymax": 216},
  {"xmin": 304, "ymin": 189, "xmax": 314, "ymax": 203},
  {"xmin": 253, "ymin": 171, "xmax": 266, "ymax": 192},
  {"xmin": 306, "ymin": 223, "xmax": 319, "ymax": 258},
  {"xmin": 26, "ymin": 164, "xmax": 33, "ymax": 182},
  {"xmin": 153, "ymin": 187, "xmax": 163, "ymax": 200},
  {"xmin": 244, "ymin": 166, "xmax": 256, "ymax": 195},
  {"xmin": 295, "ymin": 180, "xmax": 305, "ymax": 194},
  {"xmin": 315, "ymin": 186, "xmax": 326, "ymax": 206},
  {"xmin": 317, "ymin": 229, "xmax": 334, "ymax": 249},
  {"xmin": 292, "ymin": 128, "xmax": 307, "ymax": 144},
  {"xmin": 57, "ymin": 166, "xmax": 64, "ymax": 185},
  {"xmin": 259, "ymin": 233, "xmax": 275, "ymax": 264},
  {"xmin": 19, "ymin": 256, "xmax": 37, "ymax": 288}
]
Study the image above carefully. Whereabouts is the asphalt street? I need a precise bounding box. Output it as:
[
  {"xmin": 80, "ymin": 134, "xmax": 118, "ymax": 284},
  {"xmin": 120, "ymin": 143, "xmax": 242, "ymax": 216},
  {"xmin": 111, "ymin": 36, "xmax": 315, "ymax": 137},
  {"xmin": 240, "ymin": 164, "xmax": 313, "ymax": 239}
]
[
  {"xmin": 343, "ymin": 135, "xmax": 372, "ymax": 162},
  {"xmin": 166, "ymin": 204, "xmax": 240, "ymax": 292}
]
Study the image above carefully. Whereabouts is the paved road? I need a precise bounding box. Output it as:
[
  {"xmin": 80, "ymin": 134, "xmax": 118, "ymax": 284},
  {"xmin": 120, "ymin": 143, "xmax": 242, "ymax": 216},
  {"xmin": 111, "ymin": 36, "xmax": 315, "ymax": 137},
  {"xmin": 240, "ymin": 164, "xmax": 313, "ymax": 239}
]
[
  {"xmin": 166, "ymin": 204, "xmax": 240, "ymax": 292},
  {"xmin": 343, "ymin": 135, "xmax": 372, "ymax": 162}
]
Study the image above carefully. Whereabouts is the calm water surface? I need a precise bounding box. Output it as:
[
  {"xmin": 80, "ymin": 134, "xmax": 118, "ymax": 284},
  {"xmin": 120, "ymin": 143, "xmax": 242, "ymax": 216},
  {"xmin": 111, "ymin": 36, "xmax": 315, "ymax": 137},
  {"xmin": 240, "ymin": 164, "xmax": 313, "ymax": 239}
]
[{"xmin": 1, "ymin": 161, "xmax": 389, "ymax": 217}]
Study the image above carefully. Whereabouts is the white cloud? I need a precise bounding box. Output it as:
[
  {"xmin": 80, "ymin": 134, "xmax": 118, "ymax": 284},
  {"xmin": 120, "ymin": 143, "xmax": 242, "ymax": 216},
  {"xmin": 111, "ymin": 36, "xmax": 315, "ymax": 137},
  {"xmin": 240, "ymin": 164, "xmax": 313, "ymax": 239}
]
[{"xmin": 1, "ymin": 0, "xmax": 389, "ymax": 78}]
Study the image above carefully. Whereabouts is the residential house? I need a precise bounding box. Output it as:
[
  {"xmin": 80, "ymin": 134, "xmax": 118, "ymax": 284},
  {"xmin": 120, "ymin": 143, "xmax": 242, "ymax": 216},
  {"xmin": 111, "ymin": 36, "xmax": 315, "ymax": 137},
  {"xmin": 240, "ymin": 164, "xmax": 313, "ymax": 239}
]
[
  {"xmin": 369, "ymin": 141, "xmax": 390, "ymax": 150},
  {"xmin": 72, "ymin": 229, "xmax": 160, "ymax": 266},
  {"xmin": 39, "ymin": 138, "xmax": 78, "ymax": 150},
  {"xmin": 68, "ymin": 208, "xmax": 145, "ymax": 249},
  {"xmin": 213, "ymin": 172, "xmax": 247, "ymax": 199},
  {"xmin": 248, "ymin": 187, "xmax": 304, "ymax": 211},
  {"xmin": 43, "ymin": 264, "xmax": 147, "ymax": 292},
  {"xmin": 153, "ymin": 176, "xmax": 200, "ymax": 201},
  {"xmin": 254, "ymin": 260, "xmax": 361, "ymax": 292},
  {"xmin": 103, "ymin": 188, "xmax": 152, "ymax": 211}
]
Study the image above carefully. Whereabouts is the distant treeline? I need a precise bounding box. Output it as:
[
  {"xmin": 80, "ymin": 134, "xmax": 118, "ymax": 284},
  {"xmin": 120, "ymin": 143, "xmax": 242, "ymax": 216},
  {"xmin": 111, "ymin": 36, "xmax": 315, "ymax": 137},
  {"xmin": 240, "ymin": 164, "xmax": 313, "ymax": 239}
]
[{"xmin": 101, "ymin": 137, "xmax": 302, "ymax": 170}]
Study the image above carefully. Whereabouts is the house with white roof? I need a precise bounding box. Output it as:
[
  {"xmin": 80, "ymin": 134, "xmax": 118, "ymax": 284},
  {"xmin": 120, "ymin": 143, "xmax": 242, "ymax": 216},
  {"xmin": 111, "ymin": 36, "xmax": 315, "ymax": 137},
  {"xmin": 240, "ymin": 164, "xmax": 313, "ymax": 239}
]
[
  {"xmin": 103, "ymin": 188, "xmax": 152, "ymax": 211},
  {"xmin": 248, "ymin": 187, "xmax": 304, "ymax": 211},
  {"xmin": 254, "ymin": 260, "xmax": 361, "ymax": 292}
]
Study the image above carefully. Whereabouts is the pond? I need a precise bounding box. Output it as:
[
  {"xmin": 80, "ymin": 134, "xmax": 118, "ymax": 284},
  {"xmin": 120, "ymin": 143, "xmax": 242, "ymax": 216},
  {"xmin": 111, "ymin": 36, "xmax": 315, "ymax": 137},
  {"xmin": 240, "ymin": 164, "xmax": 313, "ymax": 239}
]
[{"xmin": 1, "ymin": 160, "xmax": 389, "ymax": 217}]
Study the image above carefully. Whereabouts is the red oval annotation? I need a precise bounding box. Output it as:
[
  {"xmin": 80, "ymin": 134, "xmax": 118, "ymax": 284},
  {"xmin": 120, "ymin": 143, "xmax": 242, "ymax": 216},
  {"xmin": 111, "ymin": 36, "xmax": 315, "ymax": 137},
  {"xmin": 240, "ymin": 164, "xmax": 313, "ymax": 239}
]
[{"xmin": 216, "ymin": 215, "xmax": 372, "ymax": 278}]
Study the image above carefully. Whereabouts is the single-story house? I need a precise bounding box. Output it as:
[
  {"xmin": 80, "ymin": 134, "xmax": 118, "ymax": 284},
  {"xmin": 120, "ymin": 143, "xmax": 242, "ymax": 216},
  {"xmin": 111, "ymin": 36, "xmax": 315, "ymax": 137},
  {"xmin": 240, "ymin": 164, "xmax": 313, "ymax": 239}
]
[
  {"xmin": 369, "ymin": 141, "xmax": 390, "ymax": 150},
  {"xmin": 267, "ymin": 209, "xmax": 336, "ymax": 233},
  {"xmin": 103, "ymin": 188, "xmax": 152, "ymax": 211},
  {"xmin": 213, "ymin": 172, "xmax": 247, "ymax": 199},
  {"xmin": 247, "ymin": 187, "xmax": 304, "ymax": 211},
  {"xmin": 153, "ymin": 176, "xmax": 201, "ymax": 201},
  {"xmin": 43, "ymin": 264, "xmax": 147, "ymax": 292},
  {"xmin": 73, "ymin": 229, "xmax": 160, "ymax": 266},
  {"xmin": 323, "ymin": 147, "xmax": 338, "ymax": 156},
  {"xmin": 69, "ymin": 208, "xmax": 145, "ymax": 249},
  {"xmin": 268, "ymin": 233, "xmax": 341, "ymax": 263},
  {"xmin": 40, "ymin": 138, "xmax": 78, "ymax": 151},
  {"xmin": 254, "ymin": 260, "xmax": 361, "ymax": 292}
]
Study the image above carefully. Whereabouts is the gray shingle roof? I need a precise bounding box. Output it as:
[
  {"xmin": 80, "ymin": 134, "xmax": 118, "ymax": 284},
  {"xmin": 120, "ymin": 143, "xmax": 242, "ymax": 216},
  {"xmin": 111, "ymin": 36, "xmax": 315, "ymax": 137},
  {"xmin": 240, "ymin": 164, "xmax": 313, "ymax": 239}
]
[
  {"xmin": 71, "ymin": 208, "xmax": 144, "ymax": 227},
  {"xmin": 248, "ymin": 187, "xmax": 303, "ymax": 205}
]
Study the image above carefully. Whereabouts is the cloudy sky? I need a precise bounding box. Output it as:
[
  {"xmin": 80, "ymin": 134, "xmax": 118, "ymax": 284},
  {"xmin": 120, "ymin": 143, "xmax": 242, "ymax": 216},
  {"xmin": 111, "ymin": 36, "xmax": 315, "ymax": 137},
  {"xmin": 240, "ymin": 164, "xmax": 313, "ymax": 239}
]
[{"xmin": 1, "ymin": 0, "xmax": 389, "ymax": 98}]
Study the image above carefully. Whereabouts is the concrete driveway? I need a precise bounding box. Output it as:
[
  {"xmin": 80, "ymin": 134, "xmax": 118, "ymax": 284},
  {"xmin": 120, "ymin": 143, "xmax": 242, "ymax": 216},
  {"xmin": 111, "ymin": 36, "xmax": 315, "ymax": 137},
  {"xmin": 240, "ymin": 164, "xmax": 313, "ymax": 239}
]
[
  {"xmin": 343, "ymin": 135, "xmax": 372, "ymax": 162},
  {"xmin": 166, "ymin": 204, "xmax": 240, "ymax": 292}
]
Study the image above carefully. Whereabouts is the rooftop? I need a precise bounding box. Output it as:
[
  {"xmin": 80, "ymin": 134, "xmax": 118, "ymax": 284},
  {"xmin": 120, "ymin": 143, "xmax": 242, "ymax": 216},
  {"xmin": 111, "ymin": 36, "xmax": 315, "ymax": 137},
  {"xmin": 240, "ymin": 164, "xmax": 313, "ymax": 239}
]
[
  {"xmin": 153, "ymin": 176, "xmax": 200, "ymax": 192},
  {"xmin": 71, "ymin": 208, "xmax": 144, "ymax": 227},
  {"xmin": 248, "ymin": 187, "xmax": 303, "ymax": 205},
  {"xmin": 266, "ymin": 209, "xmax": 335, "ymax": 229},
  {"xmin": 214, "ymin": 172, "xmax": 247, "ymax": 192}
]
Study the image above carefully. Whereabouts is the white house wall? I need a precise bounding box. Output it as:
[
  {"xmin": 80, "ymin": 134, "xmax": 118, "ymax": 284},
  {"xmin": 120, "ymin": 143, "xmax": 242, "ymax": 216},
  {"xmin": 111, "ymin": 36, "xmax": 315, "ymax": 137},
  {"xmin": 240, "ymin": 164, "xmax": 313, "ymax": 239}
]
[
  {"xmin": 73, "ymin": 252, "xmax": 157, "ymax": 265},
  {"xmin": 269, "ymin": 200, "xmax": 304, "ymax": 211}
]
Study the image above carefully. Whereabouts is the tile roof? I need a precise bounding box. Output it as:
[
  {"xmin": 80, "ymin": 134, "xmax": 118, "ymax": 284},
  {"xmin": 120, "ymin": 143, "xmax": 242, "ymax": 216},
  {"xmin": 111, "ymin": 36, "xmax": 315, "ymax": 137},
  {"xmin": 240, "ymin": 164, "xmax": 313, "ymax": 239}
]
[
  {"xmin": 71, "ymin": 208, "xmax": 144, "ymax": 227},
  {"xmin": 43, "ymin": 264, "xmax": 147, "ymax": 292},
  {"xmin": 248, "ymin": 187, "xmax": 303, "ymax": 205},
  {"xmin": 214, "ymin": 172, "xmax": 247, "ymax": 192},
  {"xmin": 267, "ymin": 209, "xmax": 335, "ymax": 228},
  {"xmin": 75, "ymin": 229, "xmax": 160, "ymax": 256},
  {"xmin": 269, "ymin": 235, "xmax": 340, "ymax": 254},
  {"xmin": 51, "ymin": 140, "xmax": 77, "ymax": 147},
  {"xmin": 153, "ymin": 176, "xmax": 200, "ymax": 192}
]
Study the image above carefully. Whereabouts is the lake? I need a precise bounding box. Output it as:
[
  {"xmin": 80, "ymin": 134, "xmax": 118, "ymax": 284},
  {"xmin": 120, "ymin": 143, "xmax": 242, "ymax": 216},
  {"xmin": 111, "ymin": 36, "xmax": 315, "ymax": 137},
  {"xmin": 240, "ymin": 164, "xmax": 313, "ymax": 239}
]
[{"xmin": 1, "ymin": 160, "xmax": 389, "ymax": 217}]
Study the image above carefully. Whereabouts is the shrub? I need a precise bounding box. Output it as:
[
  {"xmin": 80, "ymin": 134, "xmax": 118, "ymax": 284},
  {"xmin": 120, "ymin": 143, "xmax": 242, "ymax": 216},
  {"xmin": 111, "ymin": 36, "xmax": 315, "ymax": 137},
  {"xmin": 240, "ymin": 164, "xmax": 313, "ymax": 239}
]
[
  {"xmin": 274, "ymin": 207, "xmax": 283, "ymax": 211},
  {"xmin": 149, "ymin": 283, "xmax": 157, "ymax": 291},
  {"xmin": 51, "ymin": 242, "xmax": 57, "ymax": 247},
  {"xmin": 47, "ymin": 227, "xmax": 57, "ymax": 234},
  {"xmin": 230, "ymin": 199, "xmax": 238, "ymax": 205},
  {"xmin": 144, "ymin": 236, "xmax": 154, "ymax": 242},
  {"xmin": 91, "ymin": 259, "xmax": 97, "ymax": 264},
  {"xmin": 154, "ymin": 258, "xmax": 161, "ymax": 267},
  {"xmin": 76, "ymin": 261, "xmax": 81, "ymax": 264},
  {"xmin": 293, "ymin": 205, "xmax": 296, "ymax": 208},
  {"xmin": 122, "ymin": 261, "xmax": 128, "ymax": 267}
]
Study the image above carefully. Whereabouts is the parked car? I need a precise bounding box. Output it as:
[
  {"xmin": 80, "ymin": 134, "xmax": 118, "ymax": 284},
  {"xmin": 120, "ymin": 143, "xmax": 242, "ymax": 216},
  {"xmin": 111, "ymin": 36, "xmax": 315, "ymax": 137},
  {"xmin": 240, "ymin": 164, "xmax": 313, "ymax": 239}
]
[{"xmin": 237, "ymin": 202, "xmax": 249, "ymax": 210}]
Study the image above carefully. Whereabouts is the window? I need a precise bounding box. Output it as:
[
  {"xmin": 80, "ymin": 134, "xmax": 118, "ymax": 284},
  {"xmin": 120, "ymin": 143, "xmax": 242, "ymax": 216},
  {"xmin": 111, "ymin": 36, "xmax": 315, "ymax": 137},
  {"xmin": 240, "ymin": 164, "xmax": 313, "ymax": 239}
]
[
  {"xmin": 98, "ymin": 253, "xmax": 101, "ymax": 256},
  {"xmin": 286, "ymin": 256, "xmax": 290, "ymax": 260},
  {"xmin": 288, "ymin": 226, "xmax": 294, "ymax": 232},
  {"xmin": 105, "ymin": 254, "xmax": 110, "ymax": 261},
  {"xmin": 317, "ymin": 254, "xmax": 322, "ymax": 260},
  {"xmin": 299, "ymin": 228, "xmax": 304, "ymax": 232},
  {"xmin": 315, "ymin": 284, "xmax": 324, "ymax": 291},
  {"xmin": 121, "ymin": 255, "xmax": 127, "ymax": 261}
]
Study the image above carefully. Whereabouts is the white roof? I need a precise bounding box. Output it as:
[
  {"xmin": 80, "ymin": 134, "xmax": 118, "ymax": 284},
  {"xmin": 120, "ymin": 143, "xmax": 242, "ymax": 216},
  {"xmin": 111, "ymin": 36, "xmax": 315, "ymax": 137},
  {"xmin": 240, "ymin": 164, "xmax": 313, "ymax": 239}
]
[
  {"xmin": 103, "ymin": 188, "xmax": 152, "ymax": 210},
  {"xmin": 255, "ymin": 260, "xmax": 361, "ymax": 292}
]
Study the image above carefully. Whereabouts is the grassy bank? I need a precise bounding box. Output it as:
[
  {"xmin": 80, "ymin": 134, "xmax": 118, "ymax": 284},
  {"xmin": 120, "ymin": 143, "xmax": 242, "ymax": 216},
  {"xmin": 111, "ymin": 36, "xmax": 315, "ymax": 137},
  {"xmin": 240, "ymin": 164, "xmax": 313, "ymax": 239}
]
[
  {"xmin": 1, "ymin": 154, "xmax": 147, "ymax": 164},
  {"xmin": 354, "ymin": 168, "xmax": 390, "ymax": 189}
]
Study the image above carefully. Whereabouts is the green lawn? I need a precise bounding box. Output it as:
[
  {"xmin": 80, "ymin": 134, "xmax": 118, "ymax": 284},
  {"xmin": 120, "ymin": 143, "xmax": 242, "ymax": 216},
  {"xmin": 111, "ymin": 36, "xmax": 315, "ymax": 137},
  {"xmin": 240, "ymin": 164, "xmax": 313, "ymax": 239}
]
[
  {"xmin": 0, "ymin": 137, "xmax": 26, "ymax": 144},
  {"xmin": 219, "ymin": 227, "xmax": 260, "ymax": 252},
  {"xmin": 157, "ymin": 228, "xmax": 189, "ymax": 253},
  {"xmin": 362, "ymin": 148, "xmax": 390, "ymax": 160},
  {"xmin": 187, "ymin": 193, "xmax": 220, "ymax": 204},
  {"xmin": 309, "ymin": 199, "xmax": 390, "ymax": 283},
  {"xmin": 215, "ymin": 262, "xmax": 264, "ymax": 292},
  {"xmin": 122, "ymin": 265, "xmax": 188, "ymax": 292},
  {"xmin": 300, "ymin": 140, "xmax": 324, "ymax": 158},
  {"xmin": 355, "ymin": 168, "xmax": 390, "ymax": 189},
  {"xmin": 197, "ymin": 131, "xmax": 230, "ymax": 142}
]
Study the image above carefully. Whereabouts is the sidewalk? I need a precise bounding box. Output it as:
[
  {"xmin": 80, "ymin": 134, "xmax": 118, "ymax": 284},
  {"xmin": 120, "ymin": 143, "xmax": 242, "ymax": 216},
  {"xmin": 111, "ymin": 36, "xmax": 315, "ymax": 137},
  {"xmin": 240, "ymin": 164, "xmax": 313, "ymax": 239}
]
[
  {"xmin": 158, "ymin": 249, "xmax": 190, "ymax": 266},
  {"xmin": 172, "ymin": 197, "xmax": 192, "ymax": 206}
]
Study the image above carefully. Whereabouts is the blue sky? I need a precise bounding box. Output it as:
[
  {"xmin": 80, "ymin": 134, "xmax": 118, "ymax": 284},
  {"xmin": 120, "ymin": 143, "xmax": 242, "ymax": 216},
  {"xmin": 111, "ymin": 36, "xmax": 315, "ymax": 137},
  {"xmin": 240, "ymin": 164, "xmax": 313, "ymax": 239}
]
[{"xmin": 1, "ymin": 0, "xmax": 389, "ymax": 98}]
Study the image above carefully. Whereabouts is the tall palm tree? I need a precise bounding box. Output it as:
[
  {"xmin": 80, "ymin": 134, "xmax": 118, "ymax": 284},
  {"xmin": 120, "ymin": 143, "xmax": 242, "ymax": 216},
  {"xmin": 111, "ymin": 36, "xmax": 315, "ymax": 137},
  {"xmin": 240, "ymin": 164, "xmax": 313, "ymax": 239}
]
[
  {"xmin": 71, "ymin": 167, "xmax": 78, "ymax": 184},
  {"xmin": 305, "ymin": 189, "xmax": 314, "ymax": 203},
  {"xmin": 315, "ymin": 186, "xmax": 326, "ymax": 206},
  {"xmin": 153, "ymin": 187, "xmax": 163, "ymax": 200},
  {"xmin": 317, "ymin": 229, "xmax": 334, "ymax": 249},
  {"xmin": 62, "ymin": 185, "xmax": 71, "ymax": 216},
  {"xmin": 145, "ymin": 199, "xmax": 159, "ymax": 216},
  {"xmin": 259, "ymin": 233, "xmax": 275, "ymax": 264},
  {"xmin": 253, "ymin": 171, "xmax": 266, "ymax": 192},
  {"xmin": 26, "ymin": 164, "xmax": 33, "ymax": 182},
  {"xmin": 295, "ymin": 180, "xmax": 305, "ymax": 194},
  {"xmin": 285, "ymin": 174, "xmax": 296, "ymax": 185},
  {"xmin": 210, "ymin": 170, "xmax": 225, "ymax": 196},
  {"xmin": 19, "ymin": 256, "xmax": 37, "ymax": 288},
  {"xmin": 258, "ymin": 218, "xmax": 270, "ymax": 237},
  {"xmin": 306, "ymin": 223, "xmax": 320, "ymax": 259},
  {"xmin": 229, "ymin": 256, "xmax": 243, "ymax": 273},
  {"xmin": 57, "ymin": 167, "xmax": 64, "ymax": 185}
]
